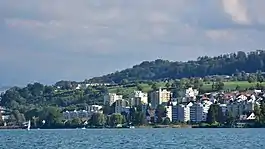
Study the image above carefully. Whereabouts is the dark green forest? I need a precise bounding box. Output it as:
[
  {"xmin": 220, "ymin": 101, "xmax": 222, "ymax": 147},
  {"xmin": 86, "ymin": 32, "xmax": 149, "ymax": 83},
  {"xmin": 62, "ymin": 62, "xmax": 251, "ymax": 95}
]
[{"xmin": 89, "ymin": 50, "xmax": 265, "ymax": 83}]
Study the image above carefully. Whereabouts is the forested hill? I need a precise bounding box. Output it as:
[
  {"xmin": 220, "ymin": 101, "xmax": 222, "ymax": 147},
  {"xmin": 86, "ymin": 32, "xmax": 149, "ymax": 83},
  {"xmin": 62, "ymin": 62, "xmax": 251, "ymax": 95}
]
[{"xmin": 89, "ymin": 50, "xmax": 265, "ymax": 83}]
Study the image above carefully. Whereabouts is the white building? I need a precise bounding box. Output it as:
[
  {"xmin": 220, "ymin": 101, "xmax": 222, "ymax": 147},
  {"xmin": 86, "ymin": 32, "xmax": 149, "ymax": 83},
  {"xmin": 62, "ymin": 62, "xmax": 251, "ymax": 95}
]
[
  {"xmin": 63, "ymin": 105, "xmax": 103, "ymax": 120},
  {"xmin": 185, "ymin": 87, "xmax": 199, "ymax": 100},
  {"xmin": 129, "ymin": 91, "xmax": 148, "ymax": 107},
  {"xmin": 104, "ymin": 93, "xmax": 123, "ymax": 106},
  {"xmin": 87, "ymin": 105, "xmax": 103, "ymax": 112},
  {"xmin": 190, "ymin": 102, "xmax": 211, "ymax": 123},
  {"xmin": 114, "ymin": 99, "xmax": 129, "ymax": 113},
  {"xmin": 150, "ymin": 88, "xmax": 171, "ymax": 108},
  {"xmin": 63, "ymin": 110, "xmax": 90, "ymax": 120},
  {"xmin": 239, "ymin": 112, "xmax": 256, "ymax": 121},
  {"xmin": 165, "ymin": 106, "xmax": 172, "ymax": 122}
]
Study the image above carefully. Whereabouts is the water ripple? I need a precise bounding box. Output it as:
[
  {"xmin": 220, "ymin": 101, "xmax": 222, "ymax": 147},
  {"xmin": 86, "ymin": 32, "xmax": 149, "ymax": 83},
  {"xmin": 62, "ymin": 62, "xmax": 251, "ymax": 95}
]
[{"xmin": 1, "ymin": 128, "xmax": 265, "ymax": 149}]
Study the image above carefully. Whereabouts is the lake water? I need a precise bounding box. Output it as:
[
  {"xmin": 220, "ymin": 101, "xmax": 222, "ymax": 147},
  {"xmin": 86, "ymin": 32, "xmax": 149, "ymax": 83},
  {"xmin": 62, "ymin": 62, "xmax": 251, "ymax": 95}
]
[{"xmin": 0, "ymin": 128, "xmax": 264, "ymax": 149}]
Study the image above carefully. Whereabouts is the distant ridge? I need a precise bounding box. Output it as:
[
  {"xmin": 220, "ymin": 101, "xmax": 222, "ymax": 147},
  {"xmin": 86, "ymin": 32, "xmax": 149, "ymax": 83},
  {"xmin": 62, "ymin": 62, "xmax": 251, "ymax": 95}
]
[{"xmin": 88, "ymin": 50, "xmax": 265, "ymax": 83}]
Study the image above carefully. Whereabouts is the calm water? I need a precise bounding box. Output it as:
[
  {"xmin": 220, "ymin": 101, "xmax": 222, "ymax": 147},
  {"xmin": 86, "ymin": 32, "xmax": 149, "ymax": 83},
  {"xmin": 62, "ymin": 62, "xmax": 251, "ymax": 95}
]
[{"xmin": 0, "ymin": 128, "xmax": 264, "ymax": 149}]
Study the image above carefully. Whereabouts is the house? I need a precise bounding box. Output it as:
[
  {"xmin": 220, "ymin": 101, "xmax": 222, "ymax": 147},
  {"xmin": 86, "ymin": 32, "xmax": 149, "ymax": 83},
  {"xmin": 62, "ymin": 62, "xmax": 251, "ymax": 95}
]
[
  {"xmin": 236, "ymin": 112, "xmax": 256, "ymax": 127},
  {"xmin": 239, "ymin": 112, "xmax": 256, "ymax": 121}
]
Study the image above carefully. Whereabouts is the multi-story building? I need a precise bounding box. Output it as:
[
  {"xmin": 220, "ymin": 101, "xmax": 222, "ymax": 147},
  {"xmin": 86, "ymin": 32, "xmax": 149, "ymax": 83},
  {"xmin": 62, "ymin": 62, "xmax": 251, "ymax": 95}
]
[
  {"xmin": 185, "ymin": 87, "xmax": 199, "ymax": 101},
  {"xmin": 219, "ymin": 104, "xmax": 228, "ymax": 115},
  {"xmin": 165, "ymin": 106, "xmax": 172, "ymax": 122},
  {"xmin": 190, "ymin": 101, "xmax": 211, "ymax": 123},
  {"xmin": 149, "ymin": 88, "xmax": 171, "ymax": 108},
  {"xmin": 63, "ymin": 110, "xmax": 90, "ymax": 120},
  {"xmin": 114, "ymin": 99, "xmax": 129, "ymax": 113},
  {"xmin": 172, "ymin": 102, "xmax": 193, "ymax": 122},
  {"xmin": 130, "ymin": 91, "xmax": 148, "ymax": 106},
  {"xmin": 87, "ymin": 105, "xmax": 103, "ymax": 112},
  {"xmin": 63, "ymin": 105, "xmax": 103, "ymax": 120},
  {"xmin": 227, "ymin": 101, "xmax": 256, "ymax": 118},
  {"xmin": 104, "ymin": 93, "xmax": 123, "ymax": 106}
]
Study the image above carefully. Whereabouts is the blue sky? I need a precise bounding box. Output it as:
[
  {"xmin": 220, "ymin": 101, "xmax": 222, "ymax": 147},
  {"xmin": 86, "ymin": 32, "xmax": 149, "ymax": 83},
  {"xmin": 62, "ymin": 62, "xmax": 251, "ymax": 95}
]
[{"xmin": 0, "ymin": 0, "xmax": 265, "ymax": 86}]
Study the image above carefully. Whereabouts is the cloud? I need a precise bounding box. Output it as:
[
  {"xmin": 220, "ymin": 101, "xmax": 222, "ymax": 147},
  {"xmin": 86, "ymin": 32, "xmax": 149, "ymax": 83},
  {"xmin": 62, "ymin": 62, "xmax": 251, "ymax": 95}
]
[
  {"xmin": 222, "ymin": 0, "xmax": 250, "ymax": 24},
  {"xmin": 0, "ymin": 0, "xmax": 265, "ymax": 85}
]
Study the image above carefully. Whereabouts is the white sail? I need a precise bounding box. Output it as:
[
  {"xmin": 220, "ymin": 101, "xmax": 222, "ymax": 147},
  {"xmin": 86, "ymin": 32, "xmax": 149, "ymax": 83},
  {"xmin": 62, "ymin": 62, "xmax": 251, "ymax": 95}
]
[{"xmin": 27, "ymin": 120, "xmax": 31, "ymax": 130}]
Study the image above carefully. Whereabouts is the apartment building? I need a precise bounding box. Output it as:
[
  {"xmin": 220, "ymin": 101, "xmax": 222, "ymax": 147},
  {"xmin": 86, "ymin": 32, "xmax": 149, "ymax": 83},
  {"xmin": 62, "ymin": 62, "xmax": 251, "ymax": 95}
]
[
  {"xmin": 114, "ymin": 99, "xmax": 129, "ymax": 113},
  {"xmin": 130, "ymin": 91, "xmax": 148, "ymax": 106},
  {"xmin": 190, "ymin": 101, "xmax": 211, "ymax": 123},
  {"xmin": 104, "ymin": 93, "xmax": 123, "ymax": 106},
  {"xmin": 63, "ymin": 105, "xmax": 103, "ymax": 120},
  {"xmin": 172, "ymin": 102, "xmax": 193, "ymax": 122},
  {"xmin": 150, "ymin": 88, "xmax": 171, "ymax": 108}
]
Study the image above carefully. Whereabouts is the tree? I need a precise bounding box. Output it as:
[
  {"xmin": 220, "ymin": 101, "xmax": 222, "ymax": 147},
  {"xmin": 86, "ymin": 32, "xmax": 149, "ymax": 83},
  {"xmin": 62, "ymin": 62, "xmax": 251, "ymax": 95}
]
[
  {"xmin": 151, "ymin": 83, "xmax": 159, "ymax": 91},
  {"xmin": 155, "ymin": 105, "xmax": 167, "ymax": 124},
  {"xmin": 90, "ymin": 113, "xmax": 106, "ymax": 126},
  {"xmin": 213, "ymin": 81, "xmax": 224, "ymax": 91},
  {"xmin": 254, "ymin": 104, "xmax": 261, "ymax": 123},
  {"xmin": 165, "ymin": 82, "xmax": 171, "ymax": 89},
  {"xmin": 259, "ymin": 102, "xmax": 265, "ymax": 125},
  {"xmin": 235, "ymin": 85, "xmax": 240, "ymax": 90},
  {"xmin": 224, "ymin": 110, "xmax": 234, "ymax": 126},
  {"xmin": 257, "ymin": 71, "xmax": 264, "ymax": 83},
  {"xmin": 106, "ymin": 115, "xmax": 111, "ymax": 126},
  {"xmin": 133, "ymin": 111, "xmax": 146, "ymax": 125},
  {"xmin": 71, "ymin": 118, "xmax": 82, "ymax": 128},
  {"xmin": 206, "ymin": 104, "xmax": 223, "ymax": 124},
  {"xmin": 11, "ymin": 110, "xmax": 26, "ymax": 126},
  {"xmin": 110, "ymin": 113, "xmax": 123, "ymax": 126},
  {"xmin": 247, "ymin": 74, "xmax": 256, "ymax": 83},
  {"xmin": 136, "ymin": 84, "xmax": 144, "ymax": 91},
  {"xmin": 0, "ymin": 112, "xmax": 4, "ymax": 126},
  {"xmin": 38, "ymin": 106, "xmax": 63, "ymax": 128},
  {"xmin": 171, "ymin": 80, "xmax": 181, "ymax": 89},
  {"xmin": 163, "ymin": 117, "xmax": 171, "ymax": 125},
  {"xmin": 193, "ymin": 78, "xmax": 203, "ymax": 89}
]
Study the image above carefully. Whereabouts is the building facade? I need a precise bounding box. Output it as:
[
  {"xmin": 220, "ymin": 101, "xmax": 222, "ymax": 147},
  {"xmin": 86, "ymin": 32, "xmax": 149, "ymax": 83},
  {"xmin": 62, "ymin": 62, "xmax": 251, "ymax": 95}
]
[
  {"xmin": 190, "ymin": 102, "xmax": 211, "ymax": 123},
  {"xmin": 150, "ymin": 88, "xmax": 171, "ymax": 108},
  {"xmin": 104, "ymin": 93, "xmax": 123, "ymax": 106}
]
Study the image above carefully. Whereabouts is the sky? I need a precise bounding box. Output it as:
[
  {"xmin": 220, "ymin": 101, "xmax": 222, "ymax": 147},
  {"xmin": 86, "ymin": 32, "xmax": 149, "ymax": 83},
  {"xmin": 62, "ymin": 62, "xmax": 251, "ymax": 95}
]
[{"xmin": 0, "ymin": 0, "xmax": 265, "ymax": 86}]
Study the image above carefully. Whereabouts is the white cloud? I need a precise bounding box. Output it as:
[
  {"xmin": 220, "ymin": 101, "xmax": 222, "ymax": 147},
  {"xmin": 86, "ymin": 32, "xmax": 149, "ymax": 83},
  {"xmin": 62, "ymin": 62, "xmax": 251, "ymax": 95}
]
[{"xmin": 222, "ymin": 0, "xmax": 250, "ymax": 24}]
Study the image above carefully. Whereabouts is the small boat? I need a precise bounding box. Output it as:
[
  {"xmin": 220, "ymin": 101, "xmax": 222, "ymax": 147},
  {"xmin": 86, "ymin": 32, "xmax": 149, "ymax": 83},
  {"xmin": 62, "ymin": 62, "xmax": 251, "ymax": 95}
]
[{"xmin": 27, "ymin": 120, "xmax": 31, "ymax": 131}]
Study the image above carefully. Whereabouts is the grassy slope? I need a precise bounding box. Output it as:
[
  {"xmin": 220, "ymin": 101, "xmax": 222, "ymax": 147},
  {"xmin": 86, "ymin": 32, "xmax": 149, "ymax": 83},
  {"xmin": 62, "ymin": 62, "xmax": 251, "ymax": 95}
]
[
  {"xmin": 203, "ymin": 81, "xmax": 265, "ymax": 91},
  {"xmin": 107, "ymin": 81, "xmax": 265, "ymax": 94}
]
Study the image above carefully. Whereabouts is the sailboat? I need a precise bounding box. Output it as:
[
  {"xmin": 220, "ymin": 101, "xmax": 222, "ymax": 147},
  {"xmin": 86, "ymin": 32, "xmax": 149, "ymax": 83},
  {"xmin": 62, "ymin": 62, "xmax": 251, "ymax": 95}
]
[
  {"xmin": 81, "ymin": 121, "xmax": 88, "ymax": 129},
  {"xmin": 27, "ymin": 120, "xmax": 31, "ymax": 131}
]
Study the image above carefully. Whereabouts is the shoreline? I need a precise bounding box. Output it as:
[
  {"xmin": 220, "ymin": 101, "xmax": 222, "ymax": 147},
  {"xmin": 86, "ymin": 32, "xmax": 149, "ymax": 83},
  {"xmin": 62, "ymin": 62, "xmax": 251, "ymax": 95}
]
[{"xmin": 1, "ymin": 124, "xmax": 261, "ymax": 129}]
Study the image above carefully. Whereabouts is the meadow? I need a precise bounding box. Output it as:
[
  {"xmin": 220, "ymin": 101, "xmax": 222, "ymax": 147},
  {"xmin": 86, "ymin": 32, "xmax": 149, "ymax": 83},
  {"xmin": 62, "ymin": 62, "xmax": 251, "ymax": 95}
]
[{"xmin": 108, "ymin": 81, "xmax": 265, "ymax": 94}]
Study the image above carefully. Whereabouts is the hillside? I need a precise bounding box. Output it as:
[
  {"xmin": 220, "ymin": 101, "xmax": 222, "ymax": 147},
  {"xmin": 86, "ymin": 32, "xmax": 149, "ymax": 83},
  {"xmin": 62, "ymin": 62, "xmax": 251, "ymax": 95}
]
[{"xmin": 88, "ymin": 50, "xmax": 265, "ymax": 83}]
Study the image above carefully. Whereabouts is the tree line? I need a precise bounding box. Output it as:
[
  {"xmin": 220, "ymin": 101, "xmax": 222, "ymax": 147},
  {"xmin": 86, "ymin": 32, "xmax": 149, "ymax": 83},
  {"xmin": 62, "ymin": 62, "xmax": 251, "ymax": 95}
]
[{"xmin": 89, "ymin": 50, "xmax": 265, "ymax": 83}]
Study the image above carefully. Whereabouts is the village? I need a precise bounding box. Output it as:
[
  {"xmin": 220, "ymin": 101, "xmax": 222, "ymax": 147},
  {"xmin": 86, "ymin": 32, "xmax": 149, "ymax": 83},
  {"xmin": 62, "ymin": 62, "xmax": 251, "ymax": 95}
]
[{"xmin": 60, "ymin": 86, "xmax": 261, "ymax": 128}]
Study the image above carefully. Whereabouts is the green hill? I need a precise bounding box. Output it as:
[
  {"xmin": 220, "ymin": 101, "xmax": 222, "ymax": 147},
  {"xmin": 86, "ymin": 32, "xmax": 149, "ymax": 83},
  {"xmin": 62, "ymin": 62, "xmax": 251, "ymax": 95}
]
[{"xmin": 89, "ymin": 50, "xmax": 265, "ymax": 83}]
